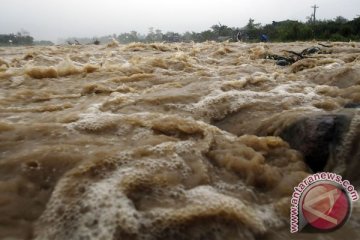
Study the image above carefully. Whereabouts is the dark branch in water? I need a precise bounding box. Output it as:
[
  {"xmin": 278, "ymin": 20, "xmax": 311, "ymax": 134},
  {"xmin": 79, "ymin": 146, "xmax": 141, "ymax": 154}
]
[
  {"xmin": 283, "ymin": 50, "xmax": 305, "ymax": 59},
  {"xmin": 266, "ymin": 45, "xmax": 325, "ymax": 66}
]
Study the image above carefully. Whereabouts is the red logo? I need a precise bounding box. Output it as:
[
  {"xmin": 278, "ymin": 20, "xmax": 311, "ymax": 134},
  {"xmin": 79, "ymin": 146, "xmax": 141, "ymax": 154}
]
[{"xmin": 301, "ymin": 182, "xmax": 351, "ymax": 231}]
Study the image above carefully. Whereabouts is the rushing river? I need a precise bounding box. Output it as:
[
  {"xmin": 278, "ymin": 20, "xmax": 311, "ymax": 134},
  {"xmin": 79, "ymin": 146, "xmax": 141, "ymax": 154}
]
[{"xmin": 0, "ymin": 41, "xmax": 359, "ymax": 239}]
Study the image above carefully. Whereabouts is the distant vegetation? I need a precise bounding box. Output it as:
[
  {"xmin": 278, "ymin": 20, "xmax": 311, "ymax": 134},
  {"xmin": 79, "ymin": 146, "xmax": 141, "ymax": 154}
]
[
  {"xmin": 1, "ymin": 16, "xmax": 359, "ymax": 46},
  {"xmin": 0, "ymin": 32, "xmax": 34, "ymax": 46},
  {"xmin": 63, "ymin": 16, "xmax": 360, "ymax": 44},
  {"xmin": 0, "ymin": 29, "xmax": 55, "ymax": 46},
  {"xmin": 264, "ymin": 16, "xmax": 360, "ymax": 42}
]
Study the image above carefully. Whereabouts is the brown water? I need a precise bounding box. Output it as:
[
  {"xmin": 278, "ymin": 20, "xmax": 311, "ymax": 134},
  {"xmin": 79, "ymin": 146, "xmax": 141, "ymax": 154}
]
[{"xmin": 0, "ymin": 41, "xmax": 359, "ymax": 240}]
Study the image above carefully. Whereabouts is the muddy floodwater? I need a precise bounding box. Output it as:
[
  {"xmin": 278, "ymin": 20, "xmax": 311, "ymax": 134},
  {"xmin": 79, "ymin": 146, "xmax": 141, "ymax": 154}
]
[{"xmin": 0, "ymin": 41, "xmax": 359, "ymax": 240}]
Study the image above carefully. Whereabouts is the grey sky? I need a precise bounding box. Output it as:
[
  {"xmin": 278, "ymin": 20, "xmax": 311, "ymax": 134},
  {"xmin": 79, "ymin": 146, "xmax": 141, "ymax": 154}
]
[{"xmin": 0, "ymin": 0, "xmax": 359, "ymax": 42}]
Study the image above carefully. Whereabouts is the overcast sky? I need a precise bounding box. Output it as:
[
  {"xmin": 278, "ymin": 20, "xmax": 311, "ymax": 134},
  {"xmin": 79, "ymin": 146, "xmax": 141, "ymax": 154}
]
[{"xmin": 0, "ymin": 0, "xmax": 359, "ymax": 42}]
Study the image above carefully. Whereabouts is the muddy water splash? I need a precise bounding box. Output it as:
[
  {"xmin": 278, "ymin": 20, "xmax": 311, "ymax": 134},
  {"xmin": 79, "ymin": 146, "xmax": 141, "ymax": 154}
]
[{"xmin": 0, "ymin": 41, "xmax": 359, "ymax": 240}]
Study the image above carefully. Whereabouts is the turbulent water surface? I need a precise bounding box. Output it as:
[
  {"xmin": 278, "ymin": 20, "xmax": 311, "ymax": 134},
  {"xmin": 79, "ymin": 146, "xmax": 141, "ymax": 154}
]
[{"xmin": 0, "ymin": 41, "xmax": 360, "ymax": 240}]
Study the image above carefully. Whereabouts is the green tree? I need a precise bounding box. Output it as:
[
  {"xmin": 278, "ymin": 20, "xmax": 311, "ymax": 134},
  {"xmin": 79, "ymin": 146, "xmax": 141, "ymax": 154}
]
[{"xmin": 245, "ymin": 18, "xmax": 262, "ymax": 40}]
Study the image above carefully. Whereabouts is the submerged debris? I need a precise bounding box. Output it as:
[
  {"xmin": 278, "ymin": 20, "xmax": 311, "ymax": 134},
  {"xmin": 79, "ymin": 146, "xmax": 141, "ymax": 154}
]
[
  {"xmin": 265, "ymin": 44, "xmax": 327, "ymax": 66},
  {"xmin": 265, "ymin": 54, "xmax": 297, "ymax": 66},
  {"xmin": 301, "ymin": 46, "xmax": 321, "ymax": 56},
  {"xmin": 276, "ymin": 59, "xmax": 291, "ymax": 66}
]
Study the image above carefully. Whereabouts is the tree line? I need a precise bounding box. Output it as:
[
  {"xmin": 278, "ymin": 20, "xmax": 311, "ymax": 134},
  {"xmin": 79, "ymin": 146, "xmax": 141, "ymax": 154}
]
[
  {"xmin": 0, "ymin": 31, "xmax": 55, "ymax": 46},
  {"xmin": 0, "ymin": 32, "xmax": 34, "ymax": 46},
  {"xmin": 264, "ymin": 16, "xmax": 360, "ymax": 42},
  {"xmin": 1, "ymin": 16, "xmax": 359, "ymax": 46},
  {"xmin": 67, "ymin": 16, "xmax": 360, "ymax": 44}
]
